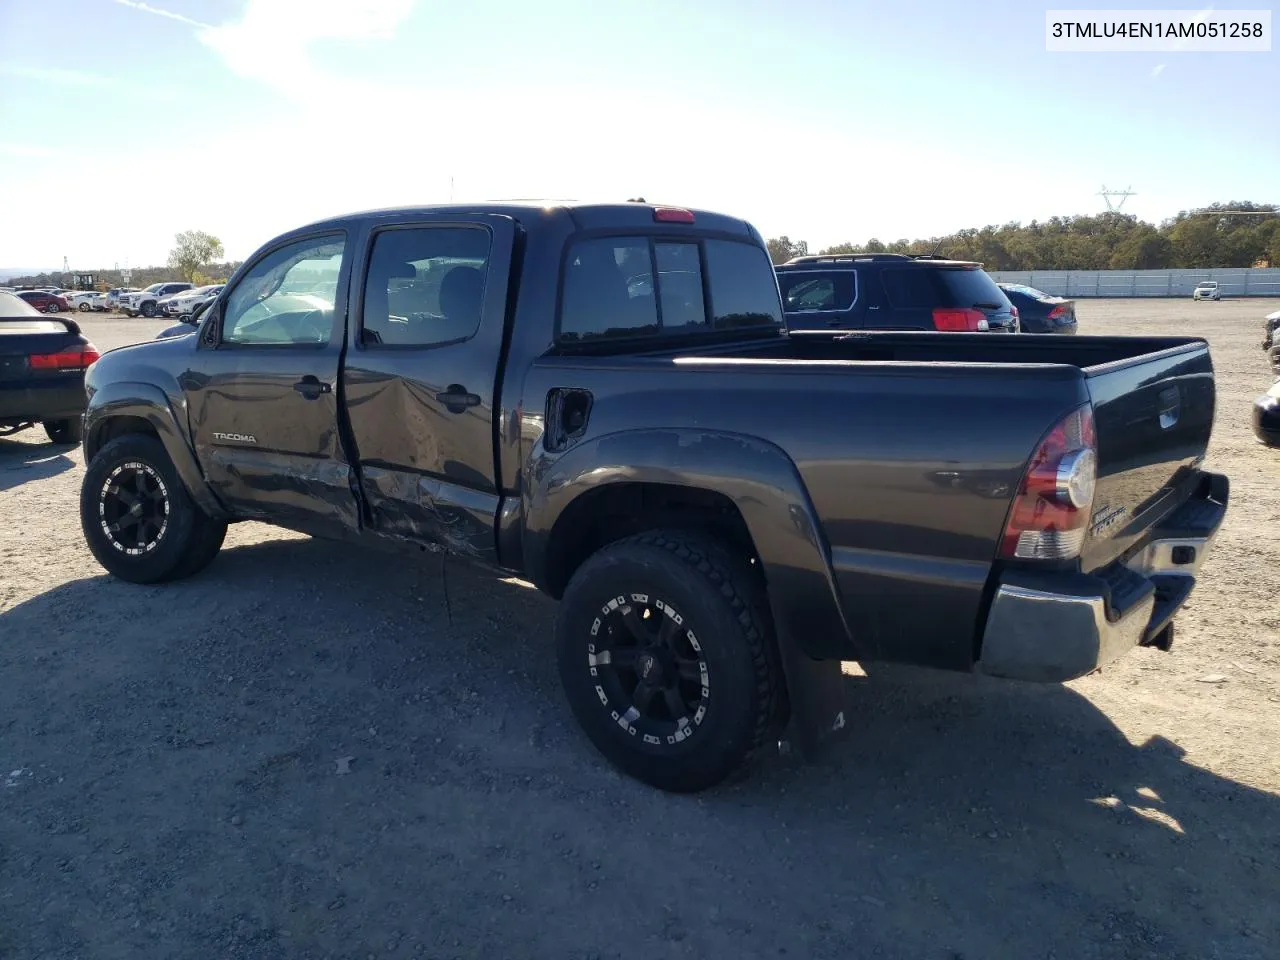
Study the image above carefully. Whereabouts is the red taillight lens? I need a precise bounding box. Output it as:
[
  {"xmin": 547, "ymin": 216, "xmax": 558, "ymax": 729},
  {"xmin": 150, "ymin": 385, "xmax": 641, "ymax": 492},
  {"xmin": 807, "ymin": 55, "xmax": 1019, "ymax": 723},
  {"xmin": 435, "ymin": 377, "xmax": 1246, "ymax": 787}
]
[
  {"xmin": 653, "ymin": 206, "xmax": 695, "ymax": 223},
  {"xmin": 932, "ymin": 307, "xmax": 987, "ymax": 331},
  {"xmin": 1000, "ymin": 404, "xmax": 1097, "ymax": 560},
  {"xmin": 29, "ymin": 343, "xmax": 100, "ymax": 370},
  {"xmin": 1047, "ymin": 305, "xmax": 1065, "ymax": 319}
]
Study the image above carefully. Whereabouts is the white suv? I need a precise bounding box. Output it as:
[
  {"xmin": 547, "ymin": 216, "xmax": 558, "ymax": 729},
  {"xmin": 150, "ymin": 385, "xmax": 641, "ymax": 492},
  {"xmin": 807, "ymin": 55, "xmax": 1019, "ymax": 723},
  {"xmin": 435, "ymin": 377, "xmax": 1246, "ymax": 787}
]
[
  {"xmin": 161, "ymin": 284, "xmax": 223, "ymax": 317},
  {"xmin": 1192, "ymin": 280, "xmax": 1221, "ymax": 301},
  {"xmin": 122, "ymin": 281, "xmax": 194, "ymax": 317}
]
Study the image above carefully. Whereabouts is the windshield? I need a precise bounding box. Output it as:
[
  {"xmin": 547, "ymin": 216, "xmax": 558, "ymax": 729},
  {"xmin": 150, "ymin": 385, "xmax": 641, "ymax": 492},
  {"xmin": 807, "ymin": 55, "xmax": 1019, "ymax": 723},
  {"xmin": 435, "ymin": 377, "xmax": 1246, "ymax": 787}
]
[
  {"xmin": 937, "ymin": 268, "xmax": 1012, "ymax": 308},
  {"xmin": 143, "ymin": 283, "xmax": 163, "ymax": 293}
]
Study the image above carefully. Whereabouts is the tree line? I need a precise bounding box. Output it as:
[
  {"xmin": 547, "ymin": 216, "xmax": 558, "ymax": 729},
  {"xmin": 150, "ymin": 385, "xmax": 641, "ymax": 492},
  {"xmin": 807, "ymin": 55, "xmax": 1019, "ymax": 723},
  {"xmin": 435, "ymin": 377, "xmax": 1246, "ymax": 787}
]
[
  {"xmin": 768, "ymin": 201, "xmax": 1280, "ymax": 270},
  {"xmin": 4, "ymin": 230, "xmax": 237, "ymax": 290}
]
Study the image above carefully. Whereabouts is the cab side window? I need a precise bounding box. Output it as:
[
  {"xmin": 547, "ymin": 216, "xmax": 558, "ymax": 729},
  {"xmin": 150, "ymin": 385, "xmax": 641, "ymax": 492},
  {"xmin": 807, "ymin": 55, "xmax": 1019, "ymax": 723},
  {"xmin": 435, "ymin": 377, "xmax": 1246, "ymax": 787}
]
[
  {"xmin": 361, "ymin": 227, "xmax": 491, "ymax": 347},
  {"xmin": 221, "ymin": 234, "xmax": 345, "ymax": 346}
]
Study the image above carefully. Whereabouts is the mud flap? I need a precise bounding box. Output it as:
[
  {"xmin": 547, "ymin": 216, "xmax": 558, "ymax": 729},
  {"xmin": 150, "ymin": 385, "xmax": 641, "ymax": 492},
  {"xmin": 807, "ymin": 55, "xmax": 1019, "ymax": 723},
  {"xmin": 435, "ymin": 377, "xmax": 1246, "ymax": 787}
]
[{"xmin": 776, "ymin": 638, "xmax": 850, "ymax": 760}]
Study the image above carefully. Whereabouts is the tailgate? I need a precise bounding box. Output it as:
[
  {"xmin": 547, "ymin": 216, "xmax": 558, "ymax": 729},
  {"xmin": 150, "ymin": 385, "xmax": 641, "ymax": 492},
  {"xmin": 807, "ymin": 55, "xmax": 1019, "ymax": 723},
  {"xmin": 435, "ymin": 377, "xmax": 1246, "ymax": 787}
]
[{"xmin": 1079, "ymin": 341, "xmax": 1215, "ymax": 572}]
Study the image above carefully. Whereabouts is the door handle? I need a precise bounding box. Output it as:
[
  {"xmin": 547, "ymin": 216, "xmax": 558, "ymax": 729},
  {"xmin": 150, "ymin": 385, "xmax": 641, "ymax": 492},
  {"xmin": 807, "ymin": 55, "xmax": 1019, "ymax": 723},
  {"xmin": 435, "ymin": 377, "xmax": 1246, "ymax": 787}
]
[
  {"xmin": 293, "ymin": 376, "xmax": 331, "ymax": 399},
  {"xmin": 435, "ymin": 385, "xmax": 481, "ymax": 413}
]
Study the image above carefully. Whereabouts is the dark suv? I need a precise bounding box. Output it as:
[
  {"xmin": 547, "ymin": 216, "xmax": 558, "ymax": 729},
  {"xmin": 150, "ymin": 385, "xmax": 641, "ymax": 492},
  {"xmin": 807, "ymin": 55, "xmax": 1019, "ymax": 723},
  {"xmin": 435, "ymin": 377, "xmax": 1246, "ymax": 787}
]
[{"xmin": 776, "ymin": 253, "xmax": 1019, "ymax": 333}]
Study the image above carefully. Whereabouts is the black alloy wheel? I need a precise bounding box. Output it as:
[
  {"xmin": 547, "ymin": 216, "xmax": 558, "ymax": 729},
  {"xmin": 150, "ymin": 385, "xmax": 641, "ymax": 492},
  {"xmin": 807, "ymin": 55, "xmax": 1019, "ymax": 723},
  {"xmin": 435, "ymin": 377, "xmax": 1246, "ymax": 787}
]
[{"xmin": 97, "ymin": 459, "xmax": 171, "ymax": 556}]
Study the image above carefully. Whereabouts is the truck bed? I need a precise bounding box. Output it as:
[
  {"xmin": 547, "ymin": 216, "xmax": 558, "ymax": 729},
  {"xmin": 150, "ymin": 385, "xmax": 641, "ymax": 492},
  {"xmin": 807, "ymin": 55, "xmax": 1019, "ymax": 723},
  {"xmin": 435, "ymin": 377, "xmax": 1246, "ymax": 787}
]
[
  {"xmin": 681, "ymin": 330, "xmax": 1205, "ymax": 371},
  {"xmin": 532, "ymin": 331, "xmax": 1214, "ymax": 669}
]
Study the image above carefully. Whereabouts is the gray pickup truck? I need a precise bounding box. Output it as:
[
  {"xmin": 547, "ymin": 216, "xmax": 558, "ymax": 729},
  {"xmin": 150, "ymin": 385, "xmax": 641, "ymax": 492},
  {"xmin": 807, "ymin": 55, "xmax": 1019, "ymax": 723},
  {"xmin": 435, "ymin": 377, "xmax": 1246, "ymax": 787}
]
[{"xmin": 78, "ymin": 201, "xmax": 1228, "ymax": 791}]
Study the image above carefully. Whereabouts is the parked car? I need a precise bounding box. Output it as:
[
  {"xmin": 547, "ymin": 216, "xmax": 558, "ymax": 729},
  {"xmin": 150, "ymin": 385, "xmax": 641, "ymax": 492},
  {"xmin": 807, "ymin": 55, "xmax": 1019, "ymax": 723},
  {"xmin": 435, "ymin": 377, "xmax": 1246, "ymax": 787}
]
[
  {"xmin": 78, "ymin": 201, "xmax": 1227, "ymax": 792},
  {"xmin": 1261, "ymin": 308, "xmax": 1280, "ymax": 375},
  {"xmin": 1192, "ymin": 280, "xmax": 1221, "ymax": 301},
  {"xmin": 0, "ymin": 290, "xmax": 100, "ymax": 443},
  {"xmin": 1253, "ymin": 378, "xmax": 1280, "ymax": 447},
  {"xmin": 16, "ymin": 290, "xmax": 69, "ymax": 313},
  {"xmin": 776, "ymin": 253, "xmax": 1019, "ymax": 333},
  {"xmin": 105, "ymin": 287, "xmax": 137, "ymax": 311},
  {"xmin": 996, "ymin": 283, "xmax": 1078, "ymax": 334},
  {"xmin": 160, "ymin": 284, "xmax": 222, "ymax": 318},
  {"xmin": 66, "ymin": 291, "xmax": 106, "ymax": 312},
  {"xmin": 121, "ymin": 282, "xmax": 194, "ymax": 317}
]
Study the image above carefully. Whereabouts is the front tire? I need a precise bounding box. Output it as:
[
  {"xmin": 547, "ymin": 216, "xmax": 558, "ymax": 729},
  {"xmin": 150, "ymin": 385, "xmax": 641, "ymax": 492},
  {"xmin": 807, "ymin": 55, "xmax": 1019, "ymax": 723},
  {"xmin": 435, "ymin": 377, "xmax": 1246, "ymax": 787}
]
[
  {"xmin": 80, "ymin": 434, "xmax": 227, "ymax": 583},
  {"xmin": 556, "ymin": 532, "xmax": 781, "ymax": 792},
  {"xmin": 140, "ymin": 301, "xmax": 157, "ymax": 318},
  {"xmin": 1268, "ymin": 345, "xmax": 1280, "ymax": 377},
  {"xmin": 78, "ymin": 302, "xmax": 91, "ymax": 312},
  {"xmin": 44, "ymin": 418, "xmax": 83, "ymax": 444}
]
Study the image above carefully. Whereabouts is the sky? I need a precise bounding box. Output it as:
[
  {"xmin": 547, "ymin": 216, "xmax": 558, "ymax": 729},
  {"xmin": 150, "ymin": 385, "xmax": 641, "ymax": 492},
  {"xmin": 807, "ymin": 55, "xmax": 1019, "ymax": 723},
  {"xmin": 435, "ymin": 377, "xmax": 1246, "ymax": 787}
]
[{"xmin": 0, "ymin": 0, "xmax": 1276, "ymax": 272}]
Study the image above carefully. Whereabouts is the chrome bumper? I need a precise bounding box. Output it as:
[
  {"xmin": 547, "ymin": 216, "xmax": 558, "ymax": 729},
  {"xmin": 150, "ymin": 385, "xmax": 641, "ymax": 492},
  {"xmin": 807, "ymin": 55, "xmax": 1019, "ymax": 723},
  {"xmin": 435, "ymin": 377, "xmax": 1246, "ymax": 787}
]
[{"xmin": 977, "ymin": 472, "xmax": 1228, "ymax": 683}]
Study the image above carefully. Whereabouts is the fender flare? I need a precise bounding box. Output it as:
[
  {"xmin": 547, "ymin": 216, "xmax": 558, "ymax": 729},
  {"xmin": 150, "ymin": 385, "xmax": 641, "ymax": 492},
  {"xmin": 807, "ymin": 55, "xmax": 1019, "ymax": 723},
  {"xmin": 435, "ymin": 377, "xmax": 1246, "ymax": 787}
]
[
  {"xmin": 84, "ymin": 380, "xmax": 227, "ymax": 520},
  {"xmin": 523, "ymin": 428, "xmax": 859, "ymax": 662}
]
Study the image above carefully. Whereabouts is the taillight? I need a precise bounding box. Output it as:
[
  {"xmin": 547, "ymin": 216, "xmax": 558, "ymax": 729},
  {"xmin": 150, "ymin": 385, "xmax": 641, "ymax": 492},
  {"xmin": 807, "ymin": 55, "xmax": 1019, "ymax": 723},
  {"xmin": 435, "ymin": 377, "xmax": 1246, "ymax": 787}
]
[
  {"xmin": 932, "ymin": 307, "xmax": 988, "ymax": 331},
  {"xmin": 1048, "ymin": 305, "xmax": 1066, "ymax": 320},
  {"xmin": 1000, "ymin": 404, "xmax": 1097, "ymax": 560},
  {"xmin": 29, "ymin": 343, "xmax": 101, "ymax": 370}
]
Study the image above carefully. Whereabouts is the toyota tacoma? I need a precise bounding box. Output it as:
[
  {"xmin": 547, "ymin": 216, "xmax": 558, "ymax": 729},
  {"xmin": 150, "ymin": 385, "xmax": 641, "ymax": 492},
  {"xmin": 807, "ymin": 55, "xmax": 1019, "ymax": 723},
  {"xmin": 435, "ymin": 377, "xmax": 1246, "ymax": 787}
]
[{"xmin": 78, "ymin": 201, "xmax": 1228, "ymax": 791}]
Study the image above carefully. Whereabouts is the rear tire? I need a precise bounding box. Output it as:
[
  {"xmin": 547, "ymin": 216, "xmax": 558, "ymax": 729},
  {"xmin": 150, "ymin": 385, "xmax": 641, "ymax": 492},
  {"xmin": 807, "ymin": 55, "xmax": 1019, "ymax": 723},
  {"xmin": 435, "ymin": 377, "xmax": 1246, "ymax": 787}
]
[
  {"xmin": 556, "ymin": 531, "xmax": 781, "ymax": 792},
  {"xmin": 80, "ymin": 434, "xmax": 227, "ymax": 583},
  {"xmin": 44, "ymin": 418, "xmax": 83, "ymax": 444}
]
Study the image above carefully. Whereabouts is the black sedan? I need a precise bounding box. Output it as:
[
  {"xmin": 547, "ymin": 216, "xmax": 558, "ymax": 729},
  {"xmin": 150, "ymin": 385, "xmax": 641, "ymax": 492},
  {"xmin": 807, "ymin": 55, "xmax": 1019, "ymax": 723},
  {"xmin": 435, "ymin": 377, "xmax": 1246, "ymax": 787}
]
[
  {"xmin": 996, "ymin": 283, "xmax": 1078, "ymax": 334},
  {"xmin": 0, "ymin": 290, "xmax": 100, "ymax": 443}
]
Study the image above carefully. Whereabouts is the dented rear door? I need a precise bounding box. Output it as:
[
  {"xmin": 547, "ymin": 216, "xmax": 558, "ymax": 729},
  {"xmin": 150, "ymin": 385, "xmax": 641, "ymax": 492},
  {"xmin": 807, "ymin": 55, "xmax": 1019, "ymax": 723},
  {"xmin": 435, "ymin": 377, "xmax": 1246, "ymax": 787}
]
[{"xmin": 340, "ymin": 213, "xmax": 517, "ymax": 561}]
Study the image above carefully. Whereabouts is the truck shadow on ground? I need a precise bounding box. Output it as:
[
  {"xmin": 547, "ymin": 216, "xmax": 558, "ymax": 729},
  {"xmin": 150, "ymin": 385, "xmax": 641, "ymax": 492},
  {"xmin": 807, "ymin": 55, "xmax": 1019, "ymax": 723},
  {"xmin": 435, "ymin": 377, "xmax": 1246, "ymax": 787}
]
[
  {"xmin": 0, "ymin": 435, "xmax": 76, "ymax": 492},
  {"xmin": 1, "ymin": 534, "xmax": 1277, "ymax": 958}
]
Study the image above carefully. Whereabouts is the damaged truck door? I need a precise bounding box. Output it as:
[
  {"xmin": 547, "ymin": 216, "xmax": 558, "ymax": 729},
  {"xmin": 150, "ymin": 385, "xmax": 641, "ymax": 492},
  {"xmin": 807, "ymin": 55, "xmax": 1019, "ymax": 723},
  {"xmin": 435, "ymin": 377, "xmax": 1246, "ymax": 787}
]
[{"xmin": 340, "ymin": 214, "xmax": 518, "ymax": 561}]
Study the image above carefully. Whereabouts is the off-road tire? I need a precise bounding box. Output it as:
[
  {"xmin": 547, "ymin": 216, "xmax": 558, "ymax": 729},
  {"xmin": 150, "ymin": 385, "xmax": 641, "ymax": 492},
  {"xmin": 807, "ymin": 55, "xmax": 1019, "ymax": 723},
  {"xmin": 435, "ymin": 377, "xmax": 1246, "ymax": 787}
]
[
  {"xmin": 556, "ymin": 531, "xmax": 781, "ymax": 792},
  {"xmin": 44, "ymin": 418, "xmax": 83, "ymax": 444},
  {"xmin": 80, "ymin": 434, "xmax": 227, "ymax": 583}
]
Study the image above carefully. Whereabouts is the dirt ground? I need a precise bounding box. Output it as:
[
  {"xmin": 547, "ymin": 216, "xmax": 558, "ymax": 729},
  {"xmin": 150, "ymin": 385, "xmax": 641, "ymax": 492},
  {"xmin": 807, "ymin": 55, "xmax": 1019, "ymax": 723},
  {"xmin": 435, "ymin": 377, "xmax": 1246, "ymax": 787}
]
[{"xmin": 2, "ymin": 300, "xmax": 1278, "ymax": 960}]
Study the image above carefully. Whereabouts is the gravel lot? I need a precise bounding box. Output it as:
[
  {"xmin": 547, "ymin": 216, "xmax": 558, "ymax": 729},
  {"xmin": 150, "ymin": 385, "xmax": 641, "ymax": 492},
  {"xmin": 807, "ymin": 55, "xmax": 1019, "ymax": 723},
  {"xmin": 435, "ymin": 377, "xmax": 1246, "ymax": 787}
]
[{"xmin": 3, "ymin": 300, "xmax": 1279, "ymax": 960}]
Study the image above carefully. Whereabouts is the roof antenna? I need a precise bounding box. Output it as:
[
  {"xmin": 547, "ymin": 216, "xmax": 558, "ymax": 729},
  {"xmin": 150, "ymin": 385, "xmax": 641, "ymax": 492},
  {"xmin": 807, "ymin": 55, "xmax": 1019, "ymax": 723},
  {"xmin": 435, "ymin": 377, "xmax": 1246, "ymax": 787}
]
[{"xmin": 926, "ymin": 236, "xmax": 945, "ymax": 259}]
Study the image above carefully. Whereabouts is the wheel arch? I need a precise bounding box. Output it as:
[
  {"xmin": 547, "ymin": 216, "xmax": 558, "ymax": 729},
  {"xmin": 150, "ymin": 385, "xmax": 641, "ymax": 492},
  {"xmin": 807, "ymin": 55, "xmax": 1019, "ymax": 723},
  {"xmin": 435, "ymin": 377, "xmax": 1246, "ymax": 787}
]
[
  {"xmin": 84, "ymin": 381, "xmax": 226, "ymax": 519},
  {"xmin": 524, "ymin": 428, "xmax": 858, "ymax": 662}
]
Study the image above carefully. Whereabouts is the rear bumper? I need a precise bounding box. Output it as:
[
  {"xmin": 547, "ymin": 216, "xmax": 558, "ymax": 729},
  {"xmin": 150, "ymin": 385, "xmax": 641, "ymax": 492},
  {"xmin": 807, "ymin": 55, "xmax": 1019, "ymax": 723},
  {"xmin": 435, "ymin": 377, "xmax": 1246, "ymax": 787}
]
[
  {"xmin": 0, "ymin": 378, "xmax": 88, "ymax": 425},
  {"xmin": 977, "ymin": 471, "xmax": 1228, "ymax": 682}
]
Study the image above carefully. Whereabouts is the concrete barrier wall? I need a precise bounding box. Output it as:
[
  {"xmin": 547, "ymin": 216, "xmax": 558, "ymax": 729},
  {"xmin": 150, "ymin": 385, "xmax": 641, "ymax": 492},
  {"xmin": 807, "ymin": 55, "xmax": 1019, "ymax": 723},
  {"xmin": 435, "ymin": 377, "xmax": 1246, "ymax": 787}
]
[{"xmin": 987, "ymin": 268, "xmax": 1280, "ymax": 298}]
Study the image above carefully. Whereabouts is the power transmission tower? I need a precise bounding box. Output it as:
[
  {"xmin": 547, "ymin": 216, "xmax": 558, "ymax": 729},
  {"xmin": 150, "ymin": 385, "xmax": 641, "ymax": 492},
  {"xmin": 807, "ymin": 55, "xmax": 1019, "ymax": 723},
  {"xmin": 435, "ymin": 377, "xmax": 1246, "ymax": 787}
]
[{"xmin": 1098, "ymin": 185, "xmax": 1136, "ymax": 213}]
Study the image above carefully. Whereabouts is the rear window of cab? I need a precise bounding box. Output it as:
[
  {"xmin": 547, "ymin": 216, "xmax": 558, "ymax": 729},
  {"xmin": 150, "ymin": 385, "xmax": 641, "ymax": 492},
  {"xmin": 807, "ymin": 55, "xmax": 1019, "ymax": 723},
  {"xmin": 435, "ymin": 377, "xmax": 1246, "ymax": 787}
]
[{"xmin": 558, "ymin": 236, "xmax": 784, "ymax": 342}]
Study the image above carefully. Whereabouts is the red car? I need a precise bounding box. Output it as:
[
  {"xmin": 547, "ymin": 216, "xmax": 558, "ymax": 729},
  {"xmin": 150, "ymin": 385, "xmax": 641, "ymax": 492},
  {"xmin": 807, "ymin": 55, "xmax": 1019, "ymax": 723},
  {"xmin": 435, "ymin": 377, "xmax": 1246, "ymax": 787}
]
[{"xmin": 16, "ymin": 290, "xmax": 70, "ymax": 313}]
